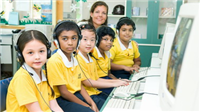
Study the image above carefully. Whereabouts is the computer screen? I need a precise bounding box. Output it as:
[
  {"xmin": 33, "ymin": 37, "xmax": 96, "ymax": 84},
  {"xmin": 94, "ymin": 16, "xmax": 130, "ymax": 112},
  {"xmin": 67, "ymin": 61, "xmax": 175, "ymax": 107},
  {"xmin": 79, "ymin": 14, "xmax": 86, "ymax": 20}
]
[
  {"xmin": 166, "ymin": 18, "xmax": 193, "ymax": 96},
  {"xmin": 159, "ymin": 3, "xmax": 199, "ymax": 111}
]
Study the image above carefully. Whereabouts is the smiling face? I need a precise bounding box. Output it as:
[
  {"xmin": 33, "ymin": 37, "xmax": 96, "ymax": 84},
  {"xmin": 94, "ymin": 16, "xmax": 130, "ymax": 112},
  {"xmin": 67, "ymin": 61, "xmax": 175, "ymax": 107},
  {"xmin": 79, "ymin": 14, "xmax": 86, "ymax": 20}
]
[
  {"xmin": 79, "ymin": 29, "xmax": 96, "ymax": 55},
  {"xmin": 98, "ymin": 35, "xmax": 114, "ymax": 52},
  {"xmin": 118, "ymin": 24, "xmax": 134, "ymax": 43},
  {"xmin": 22, "ymin": 39, "xmax": 47, "ymax": 72},
  {"xmin": 58, "ymin": 30, "xmax": 79, "ymax": 58},
  {"xmin": 90, "ymin": 5, "xmax": 107, "ymax": 28}
]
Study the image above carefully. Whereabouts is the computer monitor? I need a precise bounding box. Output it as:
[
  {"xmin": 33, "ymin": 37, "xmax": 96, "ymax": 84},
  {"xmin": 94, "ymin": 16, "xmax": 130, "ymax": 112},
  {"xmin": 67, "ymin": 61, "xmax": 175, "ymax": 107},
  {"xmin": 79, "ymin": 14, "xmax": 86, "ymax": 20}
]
[
  {"xmin": 158, "ymin": 23, "xmax": 175, "ymax": 60},
  {"xmin": 159, "ymin": 3, "xmax": 199, "ymax": 111}
]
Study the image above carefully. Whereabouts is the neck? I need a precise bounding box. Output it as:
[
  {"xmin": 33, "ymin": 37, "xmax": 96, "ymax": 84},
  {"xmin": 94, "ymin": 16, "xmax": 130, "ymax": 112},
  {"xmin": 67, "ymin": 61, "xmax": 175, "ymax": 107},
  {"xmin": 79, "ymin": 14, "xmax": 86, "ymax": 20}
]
[
  {"xmin": 98, "ymin": 47, "xmax": 105, "ymax": 58},
  {"xmin": 80, "ymin": 51, "xmax": 89, "ymax": 61},
  {"xmin": 35, "ymin": 69, "xmax": 42, "ymax": 80},
  {"xmin": 62, "ymin": 50, "xmax": 72, "ymax": 61},
  {"xmin": 119, "ymin": 38, "xmax": 129, "ymax": 48},
  {"xmin": 93, "ymin": 23, "xmax": 100, "ymax": 29}
]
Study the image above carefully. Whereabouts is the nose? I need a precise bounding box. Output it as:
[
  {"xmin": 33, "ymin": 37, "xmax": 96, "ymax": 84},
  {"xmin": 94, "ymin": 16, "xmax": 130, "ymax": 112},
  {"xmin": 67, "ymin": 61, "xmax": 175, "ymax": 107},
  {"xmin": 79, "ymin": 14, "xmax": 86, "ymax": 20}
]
[
  {"xmin": 68, "ymin": 39, "xmax": 73, "ymax": 45},
  {"xmin": 35, "ymin": 53, "xmax": 40, "ymax": 60}
]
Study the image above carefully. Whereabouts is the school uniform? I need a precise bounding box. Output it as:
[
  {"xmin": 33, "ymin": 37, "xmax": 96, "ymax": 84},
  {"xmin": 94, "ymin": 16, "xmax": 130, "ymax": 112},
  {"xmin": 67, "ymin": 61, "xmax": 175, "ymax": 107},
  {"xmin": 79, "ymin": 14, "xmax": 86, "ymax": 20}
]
[
  {"xmin": 92, "ymin": 47, "xmax": 113, "ymax": 95},
  {"xmin": 110, "ymin": 37, "xmax": 140, "ymax": 79},
  {"xmin": 47, "ymin": 49, "xmax": 103, "ymax": 111},
  {"xmin": 76, "ymin": 51, "xmax": 108, "ymax": 100},
  {"xmin": 6, "ymin": 63, "xmax": 54, "ymax": 112}
]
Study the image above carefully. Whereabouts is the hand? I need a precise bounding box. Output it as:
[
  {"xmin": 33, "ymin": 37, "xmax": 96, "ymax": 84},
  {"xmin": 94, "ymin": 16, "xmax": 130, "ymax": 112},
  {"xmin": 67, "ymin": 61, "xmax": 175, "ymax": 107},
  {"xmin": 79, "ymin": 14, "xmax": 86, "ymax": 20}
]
[
  {"xmin": 90, "ymin": 103, "xmax": 99, "ymax": 112},
  {"xmin": 119, "ymin": 78, "xmax": 131, "ymax": 83},
  {"xmin": 132, "ymin": 65, "xmax": 140, "ymax": 73},
  {"xmin": 123, "ymin": 66, "xmax": 135, "ymax": 74},
  {"xmin": 114, "ymin": 79, "xmax": 129, "ymax": 87}
]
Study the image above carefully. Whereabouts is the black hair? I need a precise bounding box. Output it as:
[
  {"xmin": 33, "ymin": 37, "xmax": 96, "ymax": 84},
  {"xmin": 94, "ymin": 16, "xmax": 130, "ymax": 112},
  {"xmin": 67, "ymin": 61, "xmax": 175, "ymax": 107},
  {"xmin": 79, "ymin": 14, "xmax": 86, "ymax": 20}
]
[
  {"xmin": 116, "ymin": 17, "xmax": 136, "ymax": 31},
  {"xmin": 79, "ymin": 24, "xmax": 97, "ymax": 40},
  {"xmin": 96, "ymin": 25, "xmax": 115, "ymax": 47},
  {"xmin": 16, "ymin": 30, "xmax": 55, "ymax": 97},
  {"xmin": 54, "ymin": 21, "xmax": 81, "ymax": 41}
]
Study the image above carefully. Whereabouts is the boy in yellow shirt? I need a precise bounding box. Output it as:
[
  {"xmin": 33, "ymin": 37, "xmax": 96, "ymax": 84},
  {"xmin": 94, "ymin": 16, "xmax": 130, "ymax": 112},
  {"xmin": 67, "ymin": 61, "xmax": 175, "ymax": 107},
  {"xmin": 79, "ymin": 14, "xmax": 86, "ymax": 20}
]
[
  {"xmin": 110, "ymin": 17, "xmax": 141, "ymax": 79},
  {"xmin": 47, "ymin": 21, "xmax": 103, "ymax": 112}
]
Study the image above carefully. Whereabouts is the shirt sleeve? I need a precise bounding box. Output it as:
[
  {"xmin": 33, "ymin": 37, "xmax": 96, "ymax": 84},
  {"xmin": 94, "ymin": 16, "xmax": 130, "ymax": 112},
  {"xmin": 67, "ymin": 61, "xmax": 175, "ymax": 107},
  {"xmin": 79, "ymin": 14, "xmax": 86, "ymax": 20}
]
[
  {"xmin": 132, "ymin": 41, "xmax": 140, "ymax": 59},
  {"xmin": 13, "ymin": 75, "xmax": 38, "ymax": 106},
  {"xmin": 47, "ymin": 59, "xmax": 67, "ymax": 86}
]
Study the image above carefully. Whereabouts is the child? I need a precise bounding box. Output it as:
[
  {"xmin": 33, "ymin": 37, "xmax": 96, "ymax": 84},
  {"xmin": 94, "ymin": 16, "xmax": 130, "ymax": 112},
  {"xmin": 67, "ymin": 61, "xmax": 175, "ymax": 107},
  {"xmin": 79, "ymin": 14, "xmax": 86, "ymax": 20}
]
[
  {"xmin": 92, "ymin": 25, "xmax": 117, "ymax": 79},
  {"xmin": 110, "ymin": 17, "xmax": 141, "ymax": 79},
  {"xmin": 47, "ymin": 21, "xmax": 102, "ymax": 112},
  {"xmin": 76, "ymin": 24, "xmax": 129, "ymax": 99},
  {"xmin": 6, "ymin": 30, "xmax": 63, "ymax": 112}
]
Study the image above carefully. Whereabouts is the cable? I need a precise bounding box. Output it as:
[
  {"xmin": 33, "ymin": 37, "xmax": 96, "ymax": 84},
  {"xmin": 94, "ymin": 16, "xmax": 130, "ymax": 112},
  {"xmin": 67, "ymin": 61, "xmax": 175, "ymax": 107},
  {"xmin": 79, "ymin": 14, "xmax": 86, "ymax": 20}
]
[
  {"xmin": 23, "ymin": 66, "xmax": 54, "ymax": 112},
  {"xmin": 129, "ymin": 75, "xmax": 160, "ymax": 82},
  {"xmin": 112, "ymin": 92, "xmax": 158, "ymax": 101}
]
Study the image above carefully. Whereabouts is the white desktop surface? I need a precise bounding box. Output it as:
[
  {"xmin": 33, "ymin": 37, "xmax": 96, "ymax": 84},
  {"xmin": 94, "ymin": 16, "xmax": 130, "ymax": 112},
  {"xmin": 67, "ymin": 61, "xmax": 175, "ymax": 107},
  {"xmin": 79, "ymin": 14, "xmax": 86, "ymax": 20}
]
[
  {"xmin": 147, "ymin": 67, "xmax": 161, "ymax": 76},
  {"xmin": 140, "ymin": 77, "xmax": 161, "ymax": 110}
]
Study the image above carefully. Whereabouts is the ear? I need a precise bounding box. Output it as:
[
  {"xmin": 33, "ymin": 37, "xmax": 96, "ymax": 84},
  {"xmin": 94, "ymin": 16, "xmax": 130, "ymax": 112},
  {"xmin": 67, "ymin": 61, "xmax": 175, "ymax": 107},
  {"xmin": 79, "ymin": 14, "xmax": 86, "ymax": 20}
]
[{"xmin": 90, "ymin": 12, "xmax": 93, "ymax": 18}]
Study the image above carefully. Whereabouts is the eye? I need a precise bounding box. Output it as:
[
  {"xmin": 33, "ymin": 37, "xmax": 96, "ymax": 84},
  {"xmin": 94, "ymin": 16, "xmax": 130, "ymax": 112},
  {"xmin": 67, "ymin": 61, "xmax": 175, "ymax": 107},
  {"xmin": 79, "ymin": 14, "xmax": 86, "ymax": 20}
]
[
  {"xmin": 103, "ymin": 38, "xmax": 108, "ymax": 41},
  {"xmin": 63, "ymin": 37, "xmax": 67, "ymax": 40},
  {"xmin": 110, "ymin": 39, "xmax": 114, "ymax": 42},
  {"xmin": 40, "ymin": 50, "xmax": 45, "ymax": 53},
  {"xmin": 72, "ymin": 37, "xmax": 77, "ymax": 40},
  {"xmin": 91, "ymin": 39, "xmax": 95, "ymax": 41},
  {"xmin": 28, "ymin": 52, "xmax": 33, "ymax": 54}
]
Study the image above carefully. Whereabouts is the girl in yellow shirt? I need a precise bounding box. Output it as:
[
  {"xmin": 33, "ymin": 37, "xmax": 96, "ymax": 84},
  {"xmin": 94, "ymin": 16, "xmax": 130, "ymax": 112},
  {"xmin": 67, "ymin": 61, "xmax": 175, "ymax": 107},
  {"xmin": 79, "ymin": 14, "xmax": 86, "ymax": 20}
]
[
  {"xmin": 77, "ymin": 24, "xmax": 129, "ymax": 99},
  {"xmin": 6, "ymin": 30, "xmax": 63, "ymax": 112}
]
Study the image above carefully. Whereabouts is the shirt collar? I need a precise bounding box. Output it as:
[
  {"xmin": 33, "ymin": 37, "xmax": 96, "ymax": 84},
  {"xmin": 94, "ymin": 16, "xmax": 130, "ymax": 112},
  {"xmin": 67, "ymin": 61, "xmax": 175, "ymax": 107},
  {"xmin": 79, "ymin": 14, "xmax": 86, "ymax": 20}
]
[
  {"xmin": 22, "ymin": 63, "xmax": 46, "ymax": 84},
  {"xmin": 78, "ymin": 51, "xmax": 93, "ymax": 63},
  {"xmin": 95, "ymin": 46, "xmax": 111, "ymax": 58},
  {"xmin": 117, "ymin": 36, "xmax": 132, "ymax": 51},
  {"xmin": 57, "ymin": 49, "xmax": 78, "ymax": 67}
]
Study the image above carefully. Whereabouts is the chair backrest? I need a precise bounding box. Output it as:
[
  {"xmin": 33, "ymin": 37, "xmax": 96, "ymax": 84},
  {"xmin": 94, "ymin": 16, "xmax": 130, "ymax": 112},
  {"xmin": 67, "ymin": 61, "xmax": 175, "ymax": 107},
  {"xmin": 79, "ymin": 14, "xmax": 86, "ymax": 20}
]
[{"xmin": 0, "ymin": 77, "xmax": 12, "ymax": 111}]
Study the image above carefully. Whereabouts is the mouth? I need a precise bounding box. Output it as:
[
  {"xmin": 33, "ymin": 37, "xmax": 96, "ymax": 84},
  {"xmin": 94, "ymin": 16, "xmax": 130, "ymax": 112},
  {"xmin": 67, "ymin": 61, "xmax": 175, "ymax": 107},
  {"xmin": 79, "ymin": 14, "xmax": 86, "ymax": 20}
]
[
  {"xmin": 86, "ymin": 47, "xmax": 91, "ymax": 50},
  {"xmin": 34, "ymin": 62, "xmax": 42, "ymax": 65},
  {"xmin": 67, "ymin": 47, "xmax": 74, "ymax": 51}
]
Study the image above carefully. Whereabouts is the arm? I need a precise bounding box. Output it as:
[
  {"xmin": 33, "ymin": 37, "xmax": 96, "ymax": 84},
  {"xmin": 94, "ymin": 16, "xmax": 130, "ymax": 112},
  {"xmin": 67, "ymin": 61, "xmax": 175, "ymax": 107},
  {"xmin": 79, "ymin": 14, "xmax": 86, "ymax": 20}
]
[
  {"xmin": 80, "ymin": 85, "xmax": 99, "ymax": 112},
  {"xmin": 57, "ymin": 85, "xmax": 91, "ymax": 107},
  {"xmin": 25, "ymin": 102, "xmax": 43, "ymax": 112},
  {"xmin": 110, "ymin": 59, "xmax": 135, "ymax": 73},
  {"xmin": 108, "ymin": 70, "xmax": 118, "ymax": 79},
  {"xmin": 49, "ymin": 99, "xmax": 63, "ymax": 112},
  {"xmin": 82, "ymin": 78, "xmax": 128, "ymax": 88},
  {"xmin": 133, "ymin": 57, "xmax": 141, "ymax": 72}
]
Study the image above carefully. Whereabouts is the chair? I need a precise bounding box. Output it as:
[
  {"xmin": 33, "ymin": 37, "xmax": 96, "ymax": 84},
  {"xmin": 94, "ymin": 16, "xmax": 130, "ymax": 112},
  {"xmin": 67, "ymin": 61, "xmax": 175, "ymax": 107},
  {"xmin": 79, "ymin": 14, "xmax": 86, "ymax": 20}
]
[{"xmin": 0, "ymin": 77, "xmax": 12, "ymax": 111}]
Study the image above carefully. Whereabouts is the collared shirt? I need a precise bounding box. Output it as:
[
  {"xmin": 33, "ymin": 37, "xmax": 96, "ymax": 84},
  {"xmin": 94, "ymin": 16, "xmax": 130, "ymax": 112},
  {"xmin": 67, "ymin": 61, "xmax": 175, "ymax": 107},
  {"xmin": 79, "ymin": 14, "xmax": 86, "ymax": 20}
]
[
  {"xmin": 22, "ymin": 63, "xmax": 47, "ymax": 84},
  {"xmin": 92, "ymin": 47, "xmax": 111, "ymax": 77},
  {"xmin": 76, "ymin": 51, "xmax": 101, "ymax": 96},
  {"xmin": 110, "ymin": 37, "xmax": 140, "ymax": 67},
  {"xmin": 6, "ymin": 64, "xmax": 54, "ymax": 112},
  {"xmin": 47, "ymin": 49, "xmax": 82, "ymax": 97}
]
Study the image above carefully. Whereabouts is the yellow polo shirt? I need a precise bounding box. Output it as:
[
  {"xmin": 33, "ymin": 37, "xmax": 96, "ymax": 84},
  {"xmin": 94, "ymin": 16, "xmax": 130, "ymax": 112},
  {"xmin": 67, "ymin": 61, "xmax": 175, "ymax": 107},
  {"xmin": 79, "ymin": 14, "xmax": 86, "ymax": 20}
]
[
  {"xmin": 76, "ymin": 51, "xmax": 101, "ymax": 96},
  {"xmin": 92, "ymin": 47, "xmax": 111, "ymax": 77},
  {"xmin": 110, "ymin": 37, "xmax": 140, "ymax": 67},
  {"xmin": 47, "ymin": 49, "xmax": 82, "ymax": 98},
  {"xmin": 6, "ymin": 63, "xmax": 54, "ymax": 112}
]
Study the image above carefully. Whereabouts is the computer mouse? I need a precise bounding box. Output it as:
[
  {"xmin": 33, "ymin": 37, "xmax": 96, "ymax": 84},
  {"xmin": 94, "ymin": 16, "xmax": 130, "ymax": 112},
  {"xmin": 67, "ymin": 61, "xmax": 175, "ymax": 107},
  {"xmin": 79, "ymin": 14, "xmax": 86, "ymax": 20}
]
[{"xmin": 113, "ymin": 91, "xmax": 130, "ymax": 98}]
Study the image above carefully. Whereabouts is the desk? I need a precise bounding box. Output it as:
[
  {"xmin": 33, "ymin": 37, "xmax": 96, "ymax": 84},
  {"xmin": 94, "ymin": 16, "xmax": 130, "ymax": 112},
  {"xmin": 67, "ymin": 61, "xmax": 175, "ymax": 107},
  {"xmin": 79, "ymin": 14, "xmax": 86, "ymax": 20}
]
[{"xmin": 101, "ymin": 53, "xmax": 162, "ymax": 112}]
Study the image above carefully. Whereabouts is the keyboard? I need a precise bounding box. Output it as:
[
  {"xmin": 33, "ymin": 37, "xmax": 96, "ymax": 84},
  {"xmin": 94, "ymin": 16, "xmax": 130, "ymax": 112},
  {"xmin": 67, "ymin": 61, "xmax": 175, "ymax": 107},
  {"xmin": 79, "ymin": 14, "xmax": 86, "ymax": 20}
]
[
  {"xmin": 131, "ymin": 67, "xmax": 149, "ymax": 81},
  {"xmin": 105, "ymin": 98, "xmax": 135, "ymax": 109},
  {"xmin": 103, "ymin": 67, "xmax": 149, "ymax": 110}
]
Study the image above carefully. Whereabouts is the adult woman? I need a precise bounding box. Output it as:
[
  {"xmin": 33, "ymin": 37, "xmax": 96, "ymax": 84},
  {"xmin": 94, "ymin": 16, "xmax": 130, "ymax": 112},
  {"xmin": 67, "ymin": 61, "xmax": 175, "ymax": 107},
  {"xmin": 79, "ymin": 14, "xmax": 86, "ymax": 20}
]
[{"xmin": 78, "ymin": 1, "xmax": 108, "ymax": 29}]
